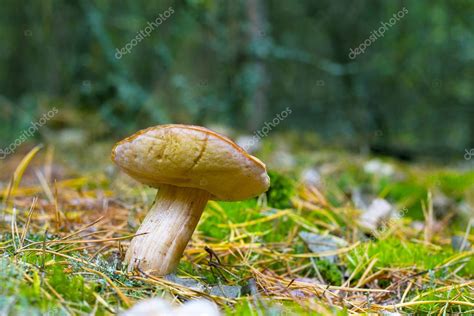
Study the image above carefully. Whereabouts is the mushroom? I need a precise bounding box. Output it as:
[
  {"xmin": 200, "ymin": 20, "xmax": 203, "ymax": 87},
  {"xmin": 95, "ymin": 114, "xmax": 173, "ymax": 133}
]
[{"xmin": 112, "ymin": 124, "xmax": 270, "ymax": 275}]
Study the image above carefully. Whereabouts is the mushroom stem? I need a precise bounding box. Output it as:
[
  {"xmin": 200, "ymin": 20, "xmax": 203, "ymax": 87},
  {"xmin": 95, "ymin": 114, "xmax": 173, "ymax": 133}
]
[{"xmin": 125, "ymin": 184, "xmax": 210, "ymax": 275}]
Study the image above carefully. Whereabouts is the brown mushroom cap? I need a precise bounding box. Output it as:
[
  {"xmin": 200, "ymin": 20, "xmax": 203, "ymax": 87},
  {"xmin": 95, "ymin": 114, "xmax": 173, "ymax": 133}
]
[{"xmin": 112, "ymin": 124, "xmax": 270, "ymax": 201}]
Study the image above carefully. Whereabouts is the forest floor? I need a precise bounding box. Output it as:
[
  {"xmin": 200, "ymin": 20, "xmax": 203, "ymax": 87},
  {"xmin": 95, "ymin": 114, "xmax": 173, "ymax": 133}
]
[{"xmin": 0, "ymin": 143, "xmax": 473, "ymax": 315}]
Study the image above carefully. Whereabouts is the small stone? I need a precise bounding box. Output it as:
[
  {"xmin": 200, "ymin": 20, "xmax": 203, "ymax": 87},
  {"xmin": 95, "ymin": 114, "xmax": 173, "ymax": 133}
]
[
  {"xmin": 164, "ymin": 274, "xmax": 205, "ymax": 292},
  {"xmin": 451, "ymin": 236, "xmax": 471, "ymax": 252},
  {"xmin": 122, "ymin": 298, "xmax": 220, "ymax": 316},
  {"xmin": 358, "ymin": 198, "xmax": 393, "ymax": 231},
  {"xmin": 364, "ymin": 159, "xmax": 394, "ymax": 177},
  {"xmin": 299, "ymin": 231, "xmax": 348, "ymax": 263},
  {"xmin": 301, "ymin": 168, "xmax": 321, "ymax": 187},
  {"xmin": 209, "ymin": 285, "xmax": 241, "ymax": 298}
]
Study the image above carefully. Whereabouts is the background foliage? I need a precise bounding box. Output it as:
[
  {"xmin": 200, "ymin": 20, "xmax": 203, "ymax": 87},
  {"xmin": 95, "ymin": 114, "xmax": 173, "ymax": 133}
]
[{"xmin": 0, "ymin": 0, "xmax": 473, "ymax": 159}]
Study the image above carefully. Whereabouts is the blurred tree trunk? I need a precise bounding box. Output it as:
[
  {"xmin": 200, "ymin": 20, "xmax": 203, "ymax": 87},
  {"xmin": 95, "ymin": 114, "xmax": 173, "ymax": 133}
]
[{"xmin": 245, "ymin": 0, "xmax": 268, "ymax": 131}]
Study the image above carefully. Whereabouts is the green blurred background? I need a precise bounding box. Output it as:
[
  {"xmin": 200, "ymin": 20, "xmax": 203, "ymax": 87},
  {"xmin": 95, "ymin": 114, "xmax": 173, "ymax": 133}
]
[{"xmin": 1, "ymin": 0, "xmax": 473, "ymax": 161}]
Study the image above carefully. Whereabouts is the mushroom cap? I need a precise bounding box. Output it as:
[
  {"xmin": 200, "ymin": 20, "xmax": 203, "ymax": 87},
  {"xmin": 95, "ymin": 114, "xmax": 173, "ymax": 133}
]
[{"xmin": 112, "ymin": 124, "xmax": 270, "ymax": 201}]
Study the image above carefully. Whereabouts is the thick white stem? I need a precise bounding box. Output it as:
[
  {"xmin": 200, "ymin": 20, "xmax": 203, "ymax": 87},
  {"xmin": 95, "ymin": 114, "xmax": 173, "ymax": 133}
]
[{"xmin": 125, "ymin": 184, "xmax": 210, "ymax": 275}]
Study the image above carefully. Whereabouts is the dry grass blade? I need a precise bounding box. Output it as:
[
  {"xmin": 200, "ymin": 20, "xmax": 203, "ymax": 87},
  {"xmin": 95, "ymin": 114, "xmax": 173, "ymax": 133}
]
[
  {"xmin": 83, "ymin": 267, "xmax": 132, "ymax": 307},
  {"xmin": 2, "ymin": 144, "xmax": 43, "ymax": 206},
  {"xmin": 20, "ymin": 196, "xmax": 37, "ymax": 247}
]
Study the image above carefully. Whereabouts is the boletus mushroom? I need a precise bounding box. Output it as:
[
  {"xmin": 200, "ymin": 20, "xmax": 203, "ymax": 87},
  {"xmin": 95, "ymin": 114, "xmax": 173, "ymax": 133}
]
[{"xmin": 112, "ymin": 124, "xmax": 270, "ymax": 275}]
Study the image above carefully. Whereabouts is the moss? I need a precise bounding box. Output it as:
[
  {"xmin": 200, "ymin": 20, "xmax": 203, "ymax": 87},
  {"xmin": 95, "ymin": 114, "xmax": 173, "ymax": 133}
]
[
  {"xmin": 347, "ymin": 238, "xmax": 473, "ymax": 278},
  {"xmin": 0, "ymin": 246, "xmax": 107, "ymax": 314},
  {"xmin": 436, "ymin": 170, "xmax": 474, "ymax": 197},
  {"xmin": 47, "ymin": 266, "xmax": 94, "ymax": 305},
  {"xmin": 0, "ymin": 258, "xmax": 67, "ymax": 314},
  {"xmin": 314, "ymin": 259, "xmax": 343, "ymax": 285},
  {"xmin": 198, "ymin": 199, "xmax": 260, "ymax": 240},
  {"xmin": 177, "ymin": 261, "xmax": 220, "ymax": 284},
  {"xmin": 199, "ymin": 197, "xmax": 299, "ymax": 246},
  {"xmin": 405, "ymin": 289, "xmax": 473, "ymax": 314},
  {"xmin": 381, "ymin": 181, "xmax": 427, "ymax": 220},
  {"xmin": 223, "ymin": 298, "xmax": 346, "ymax": 316},
  {"xmin": 266, "ymin": 171, "xmax": 296, "ymax": 209}
]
